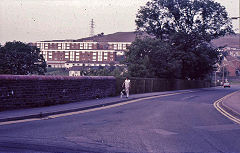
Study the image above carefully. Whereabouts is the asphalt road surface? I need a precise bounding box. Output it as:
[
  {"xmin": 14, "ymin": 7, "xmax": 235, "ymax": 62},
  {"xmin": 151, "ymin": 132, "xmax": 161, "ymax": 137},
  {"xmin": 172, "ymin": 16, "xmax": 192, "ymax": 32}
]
[{"xmin": 0, "ymin": 86, "xmax": 240, "ymax": 152}]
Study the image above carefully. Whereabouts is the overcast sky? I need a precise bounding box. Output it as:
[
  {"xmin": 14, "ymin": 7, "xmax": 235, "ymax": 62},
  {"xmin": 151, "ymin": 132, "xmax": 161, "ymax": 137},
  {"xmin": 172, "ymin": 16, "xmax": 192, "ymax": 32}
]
[{"xmin": 0, "ymin": 0, "xmax": 239, "ymax": 45}]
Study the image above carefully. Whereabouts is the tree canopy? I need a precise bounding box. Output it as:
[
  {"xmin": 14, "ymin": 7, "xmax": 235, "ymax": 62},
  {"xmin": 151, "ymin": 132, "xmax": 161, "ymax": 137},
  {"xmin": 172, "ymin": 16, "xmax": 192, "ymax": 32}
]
[
  {"xmin": 125, "ymin": 0, "xmax": 233, "ymax": 80},
  {"xmin": 136, "ymin": 0, "xmax": 233, "ymax": 41},
  {"xmin": 0, "ymin": 41, "xmax": 47, "ymax": 75}
]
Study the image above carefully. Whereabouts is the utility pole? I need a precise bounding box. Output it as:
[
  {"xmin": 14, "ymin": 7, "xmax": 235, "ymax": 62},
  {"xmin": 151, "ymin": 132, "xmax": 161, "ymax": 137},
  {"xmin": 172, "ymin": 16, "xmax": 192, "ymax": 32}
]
[
  {"xmin": 90, "ymin": 19, "xmax": 95, "ymax": 37},
  {"xmin": 222, "ymin": 66, "xmax": 224, "ymax": 85},
  {"xmin": 215, "ymin": 71, "xmax": 217, "ymax": 86}
]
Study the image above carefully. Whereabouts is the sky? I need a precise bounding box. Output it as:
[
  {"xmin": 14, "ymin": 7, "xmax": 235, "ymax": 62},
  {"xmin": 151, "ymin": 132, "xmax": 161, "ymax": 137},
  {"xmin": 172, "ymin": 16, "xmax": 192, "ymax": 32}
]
[{"xmin": 0, "ymin": 0, "xmax": 239, "ymax": 45}]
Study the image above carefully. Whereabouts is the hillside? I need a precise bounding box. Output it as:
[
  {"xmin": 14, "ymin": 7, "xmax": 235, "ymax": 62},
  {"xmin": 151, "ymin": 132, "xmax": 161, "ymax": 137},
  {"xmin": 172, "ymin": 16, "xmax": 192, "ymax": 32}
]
[{"xmin": 212, "ymin": 33, "xmax": 240, "ymax": 48}]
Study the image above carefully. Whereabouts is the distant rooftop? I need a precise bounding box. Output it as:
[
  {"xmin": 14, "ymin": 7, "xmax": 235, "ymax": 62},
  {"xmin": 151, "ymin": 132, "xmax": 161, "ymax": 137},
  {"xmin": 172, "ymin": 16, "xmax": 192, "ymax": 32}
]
[
  {"xmin": 40, "ymin": 32, "xmax": 139, "ymax": 43},
  {"xmin": 39, "ymin": 32, "xmax": 240, "ymax": 49},
  {"xmin": 211, "ymin": 33, "xmax": 240, "ymax": 49}
]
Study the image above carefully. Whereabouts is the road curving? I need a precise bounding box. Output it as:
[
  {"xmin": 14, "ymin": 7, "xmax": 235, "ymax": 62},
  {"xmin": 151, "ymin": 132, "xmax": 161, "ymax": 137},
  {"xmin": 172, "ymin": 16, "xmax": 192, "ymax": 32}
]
[{"xmin": 214, "ymin": 90, "xmax": 240, "ymax": 124}]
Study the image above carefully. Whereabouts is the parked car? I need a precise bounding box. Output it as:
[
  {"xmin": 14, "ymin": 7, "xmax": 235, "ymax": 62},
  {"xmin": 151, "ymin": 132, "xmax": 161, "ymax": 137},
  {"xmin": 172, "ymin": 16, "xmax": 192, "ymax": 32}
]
[{"xmin": 223, "ymin": 82, "xmax": 230, "ymax": 88}]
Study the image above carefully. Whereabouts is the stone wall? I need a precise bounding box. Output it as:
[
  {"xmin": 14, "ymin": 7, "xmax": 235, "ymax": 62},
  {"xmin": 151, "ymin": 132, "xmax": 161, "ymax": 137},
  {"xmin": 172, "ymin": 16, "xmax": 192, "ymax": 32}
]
[
  {"xmin": 0, "ymin": 75, "xmax": 116, "ymax": 111},
  {"xmin": 0, "ymin": 75, "xmax": 211, "ymax": 111}
]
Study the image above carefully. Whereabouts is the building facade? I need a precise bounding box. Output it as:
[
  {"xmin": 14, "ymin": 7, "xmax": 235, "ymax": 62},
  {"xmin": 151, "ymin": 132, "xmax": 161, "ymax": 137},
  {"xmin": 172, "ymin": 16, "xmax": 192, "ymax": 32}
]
[{"xmin": 34, "ymin": 32, "xmax": 136, "ymax": 68}]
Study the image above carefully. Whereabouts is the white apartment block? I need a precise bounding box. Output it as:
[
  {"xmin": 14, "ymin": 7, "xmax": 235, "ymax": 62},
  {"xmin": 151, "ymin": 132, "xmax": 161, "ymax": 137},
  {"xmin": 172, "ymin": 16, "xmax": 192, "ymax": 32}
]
[{"xmin": 34, "ymin": 32, "xmax": 136, "ymax": 68}]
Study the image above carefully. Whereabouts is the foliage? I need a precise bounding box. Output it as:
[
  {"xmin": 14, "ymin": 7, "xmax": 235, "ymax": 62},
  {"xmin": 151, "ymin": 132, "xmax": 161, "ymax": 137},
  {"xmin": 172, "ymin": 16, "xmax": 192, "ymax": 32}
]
[
  {"xmin": 82, "ymin": 66, "xmax": 128, "ymax": 77},
  {"xmin": 126, "ymin": 0, "xmax": 234, "ymax": 79},
  {"xmin": 0, "ymin": 41, "xmax": 47, "ymax": 75},
  {"xmin": 125, "ymin": 38, "xmax": 180, "ymax": 78},
  {"xmin": 45, "ymin": 68, "xmax": 69, "ymax": 76},
  {"xmin": 136, "ymin": 0, "xmax": 234, "ymax": 41},
  {"xmin": 126, "ymin": 37, "xmax": 220, "ymax": 79}
]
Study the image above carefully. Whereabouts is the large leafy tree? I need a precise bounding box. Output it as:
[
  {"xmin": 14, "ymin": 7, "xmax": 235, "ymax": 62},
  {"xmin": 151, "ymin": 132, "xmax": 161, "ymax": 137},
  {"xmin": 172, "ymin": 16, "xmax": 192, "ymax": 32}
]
[
  {"xmin": 126, "ymin": 38, "xmax": 181, "ymax": 78},
  {"xmin": 0, "ymin": 41, "xmax": 47, "ymax": 75},
  {"xmin": 126, "ymin": 0, "xmax": 233, "ymax": 79},
  {"xmin": 136, "ymin": 0, "xmax": 233, "ymax": 41}
]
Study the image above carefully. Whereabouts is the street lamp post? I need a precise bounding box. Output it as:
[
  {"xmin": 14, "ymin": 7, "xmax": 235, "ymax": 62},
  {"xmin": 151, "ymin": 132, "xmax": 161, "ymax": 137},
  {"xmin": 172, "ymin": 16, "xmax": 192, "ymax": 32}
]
[
  {"xmin": 215, "ymin": 71, "xmax": 217, "ymax": 86},
  {"xmin": 222, "ymin": 65, "xmax": 225, "ymax": 84}
]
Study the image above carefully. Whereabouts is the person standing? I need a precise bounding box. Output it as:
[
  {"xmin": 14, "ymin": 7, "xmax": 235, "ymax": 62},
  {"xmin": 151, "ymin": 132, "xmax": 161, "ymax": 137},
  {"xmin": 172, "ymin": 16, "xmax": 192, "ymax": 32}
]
[{"xmin": 123, "ymin": 77, "xmax": 130, "ymax": 98}]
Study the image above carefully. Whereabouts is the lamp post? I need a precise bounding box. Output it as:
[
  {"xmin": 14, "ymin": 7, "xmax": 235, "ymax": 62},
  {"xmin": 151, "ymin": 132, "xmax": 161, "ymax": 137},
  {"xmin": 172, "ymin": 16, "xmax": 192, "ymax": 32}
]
[{"xmin": 222, "ymin": 64, "xmax": 225, "ymax": 84}]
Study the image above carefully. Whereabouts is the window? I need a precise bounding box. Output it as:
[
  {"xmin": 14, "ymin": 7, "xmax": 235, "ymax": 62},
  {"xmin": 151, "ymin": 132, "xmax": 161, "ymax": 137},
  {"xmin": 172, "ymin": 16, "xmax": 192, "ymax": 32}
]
[
  {"xmin": 70, "ymin": 51, "xmax": 74, "ymax": 61},
  {"xmin": 65, "ymin": 52, "xmax": 69, "ymax": 59},
  {"xmin": 76, "ymin": 52, "xmax": 79, "ymax": 61},
  {"xmin": 58, "ymin": 44, "xmax": 62, "ymax": 50},
  {"xmin": 80, "ymin": 43, "xmax": 84, "ymax": 49},
  {"xmin": 89, "ymin": 43, "xmax": 93, "ymax": 49},
  {"xmin": 44, "ymin": 43, "xmax": 48, "ymax": 50},
  {"xmin": 98, "ymin": 52, "xmax": 102, "ymax": 61},
  {"xmin": 123, "ymin": 44, "xmax": 127, "ymax": 50},
  {"xmin": 84, "ymin": 43, "xmax": 88, "ymax": 49},
  {"xmin": 118, "ymin": 44, "xmax": 122, "ymax": 50},
  {"xmin": 113, "ymin": 44, "xmax": 117, "ymax": 50},
  {"xmin": 93, "ymin": 52, "xmax": 97, "ymax": 61},
  {"xmin": 66, "ymin": 43, "xmax": 70, "ymax": 49},
  {"xmin": 104, "ymin": 52, "xmax": 108, "ymax": 60}
]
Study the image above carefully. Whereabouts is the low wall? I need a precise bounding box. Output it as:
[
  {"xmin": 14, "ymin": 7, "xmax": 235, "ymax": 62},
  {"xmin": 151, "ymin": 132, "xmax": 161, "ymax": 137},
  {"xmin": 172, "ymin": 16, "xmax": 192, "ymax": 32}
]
[
  {"xmin": 0, "ymin": 75, "xmax": 211, "ymax": 111},
  {"xmin": 116, "ymin": 78, "xmax": 210, "ymax": 95},
  {"xmin": 0, "ymin": 75, "xmax": 116, "ymax": 111}
]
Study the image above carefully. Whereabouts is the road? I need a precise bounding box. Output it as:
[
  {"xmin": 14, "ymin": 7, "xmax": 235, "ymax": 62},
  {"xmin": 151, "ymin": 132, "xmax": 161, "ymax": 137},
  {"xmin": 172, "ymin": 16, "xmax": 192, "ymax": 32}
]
[{"xmin": 0, "ymin": 86, "xmax": 240, "ymax": 152}]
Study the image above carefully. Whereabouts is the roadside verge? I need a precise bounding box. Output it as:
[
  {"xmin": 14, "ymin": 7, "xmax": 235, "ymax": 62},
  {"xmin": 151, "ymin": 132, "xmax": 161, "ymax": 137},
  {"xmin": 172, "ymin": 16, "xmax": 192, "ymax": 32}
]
[{"xmin": 214, "ymin": 90, "xmax": 240, "ymax": 124}]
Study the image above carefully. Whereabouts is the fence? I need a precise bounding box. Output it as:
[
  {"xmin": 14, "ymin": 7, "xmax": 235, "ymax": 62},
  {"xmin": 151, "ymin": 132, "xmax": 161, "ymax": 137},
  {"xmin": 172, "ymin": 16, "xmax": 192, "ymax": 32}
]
[{"xmin": 116, "ymin": 77, "xmax": 210, "ymax": 95}]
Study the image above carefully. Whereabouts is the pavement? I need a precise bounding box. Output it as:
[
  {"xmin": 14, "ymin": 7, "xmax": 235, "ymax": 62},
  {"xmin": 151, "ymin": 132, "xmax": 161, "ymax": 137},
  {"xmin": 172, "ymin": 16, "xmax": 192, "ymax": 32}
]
[
  {"xmin": 0, "ymin": 88, "xmax": 240, "ymax": 123},
  {"xmin": 221, "ymin": 90, "xmax": 240, "ymax": 119}
]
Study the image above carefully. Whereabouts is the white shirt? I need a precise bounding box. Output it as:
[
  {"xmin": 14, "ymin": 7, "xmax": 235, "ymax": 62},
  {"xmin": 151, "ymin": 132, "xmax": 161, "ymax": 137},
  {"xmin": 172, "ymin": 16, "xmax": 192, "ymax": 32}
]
[{"xmin": 124, "ymin": 79, "xmax": 130, "ymax": 89}]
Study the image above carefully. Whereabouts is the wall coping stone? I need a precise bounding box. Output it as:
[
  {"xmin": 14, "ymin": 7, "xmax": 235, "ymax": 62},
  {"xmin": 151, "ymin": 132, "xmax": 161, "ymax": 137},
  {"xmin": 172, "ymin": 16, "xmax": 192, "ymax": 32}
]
[{"xmin": 0, "ymin": 75, "xmax": 115, "ymax": 81}]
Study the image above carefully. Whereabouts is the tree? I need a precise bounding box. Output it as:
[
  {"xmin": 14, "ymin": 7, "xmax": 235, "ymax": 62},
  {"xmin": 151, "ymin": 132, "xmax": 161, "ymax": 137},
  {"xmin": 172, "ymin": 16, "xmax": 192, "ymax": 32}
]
[
  {"xmin": 126, "ymin": 0, "xmax": 233, "ymax": 79},
  {"xmin": 136, "ymin": 0, "xmax": 233, "ymax": 41},
  {"xmin": 125, "ymin": 38, "xmax": 181, "ymax": 78},
  {"xmin": 0, "ymin": 41, "xmax": 47, "ymax": 75}
]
